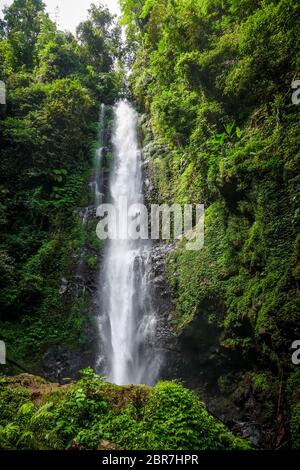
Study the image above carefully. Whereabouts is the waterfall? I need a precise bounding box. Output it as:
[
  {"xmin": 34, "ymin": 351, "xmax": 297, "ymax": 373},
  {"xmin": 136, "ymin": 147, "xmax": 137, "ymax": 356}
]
[
  {"xmin": 93, "ymin": 103, "xmax": 105, "ymax": 207},
  {"xmin": 96, "ymin": 100, "xmax": 160, "ymax": 386}
]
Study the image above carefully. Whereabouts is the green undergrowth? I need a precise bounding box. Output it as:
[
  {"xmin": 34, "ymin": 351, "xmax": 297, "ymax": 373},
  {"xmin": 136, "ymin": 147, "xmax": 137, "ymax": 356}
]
[{"xmin": 0, "ymin": 370, "xmax": 251, "ymax": 450}]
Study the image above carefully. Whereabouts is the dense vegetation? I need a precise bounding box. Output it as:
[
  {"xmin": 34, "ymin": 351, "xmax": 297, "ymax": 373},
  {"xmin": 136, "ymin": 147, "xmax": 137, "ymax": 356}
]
[
  {"xmin": 0, "ymin": 370, "xmax": 250, "ymax": 450},
  {"xmin": 121, "ymin": 0, "xmax": 300, "ymax": 448},
  {"xmin": 0, "ymin": 0, "xmax": 121, "ymax": 368},
  {"xmin": 0, "ymin": 0, "xmax": 299, "ymax": 451}
]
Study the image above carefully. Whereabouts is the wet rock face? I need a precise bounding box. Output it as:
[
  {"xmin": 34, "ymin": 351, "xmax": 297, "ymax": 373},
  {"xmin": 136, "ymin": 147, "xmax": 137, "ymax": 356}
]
[
  {"xmin": 152, "ymin": 266, "xmax": 234, "ymax": 387},
  {"xmin": 42, "ymin": 314, "xmax": 97, "ymax": 383},
  {"xmin": 150, "ymin": 242, "xmax": 176, "ymax": 363},
  {"xmin": 42, "ymin": 343, "xmax": 95, "ymax": 383},
  {"xmin": 42, "ymin": 203, "xmax": 102, "ymax": 383},
  {"xmin": 150, "ymin": 254, "xmax": 273, "ymax": 448},
  {"xmin": 150, "ymin": 256, "xmax": 276, "ymax": 448},
  {"xmin": 58, "ymin": 241, "xmax": 99, "ymax": 300},
  {"xmin": 59, "ymin": 277, "xmax": 68, "ymax": 295}
]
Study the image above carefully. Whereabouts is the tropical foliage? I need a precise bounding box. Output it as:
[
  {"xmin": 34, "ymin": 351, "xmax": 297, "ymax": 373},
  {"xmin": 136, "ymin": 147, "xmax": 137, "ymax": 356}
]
[
  {"xmin": 0, "ymin": 371, "xmax": 250, "ymax": 450},
  {"xmin": 0, "ymin": 0, "xmax": 121, "ymax": 364},
  {"xmin": 121, "ymin": 0, "xmax": 300, "ymax": 448}
]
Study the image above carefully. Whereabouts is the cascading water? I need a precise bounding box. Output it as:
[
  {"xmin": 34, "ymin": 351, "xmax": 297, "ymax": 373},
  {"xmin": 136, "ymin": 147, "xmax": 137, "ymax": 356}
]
[
  {"xmin": 93, "ymin": 103, "xmax": 106, "ymax": 207},
  {"xmin": 96, "ymin": 100, "xmax": 160, "ymax": 385}
]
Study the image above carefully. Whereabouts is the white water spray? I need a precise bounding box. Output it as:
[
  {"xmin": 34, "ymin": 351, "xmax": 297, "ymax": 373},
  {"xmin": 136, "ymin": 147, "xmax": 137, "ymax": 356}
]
[{"xmin": 96, "ymin": 101, "xmax": 160, "ymax": 385}]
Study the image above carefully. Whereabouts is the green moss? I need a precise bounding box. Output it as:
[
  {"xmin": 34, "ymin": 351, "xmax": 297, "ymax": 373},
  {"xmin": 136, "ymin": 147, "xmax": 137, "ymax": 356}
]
[
  {"xmin": 165, "ymin": 121, "xmax": 299, "ymax": 358},
  {"xmin": 250, "ymin": 373, "xmax": 273, "ymax": 394},
  {"xmin": 84, "ymin": 255, "xmax": 98, "ymax": 271},
  {"xmin": 291, "ymin": 403, "xmax": 300, "ymax": 449}
]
